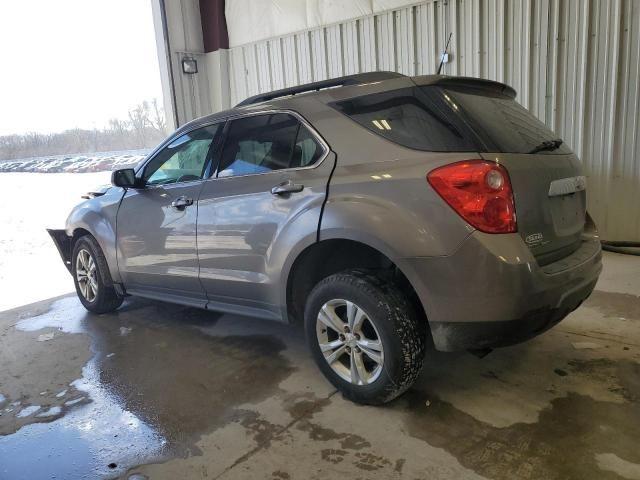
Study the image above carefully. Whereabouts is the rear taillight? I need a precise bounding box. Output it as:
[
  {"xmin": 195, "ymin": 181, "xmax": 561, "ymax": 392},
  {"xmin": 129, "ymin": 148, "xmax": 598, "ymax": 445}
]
[{"xmin": 427, "ymin": 160, "xmax": 517, "ymax": 234}]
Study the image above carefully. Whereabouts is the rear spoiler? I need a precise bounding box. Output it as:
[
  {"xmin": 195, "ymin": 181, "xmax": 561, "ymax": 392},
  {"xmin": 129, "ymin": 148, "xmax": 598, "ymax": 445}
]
[
  {"xmin": 237, "ymin": 72, "xmax": 517, "ymax": 108},
  {"xmin": 413, "ymin": 75, "xmax": 517, "ymax": 99}
]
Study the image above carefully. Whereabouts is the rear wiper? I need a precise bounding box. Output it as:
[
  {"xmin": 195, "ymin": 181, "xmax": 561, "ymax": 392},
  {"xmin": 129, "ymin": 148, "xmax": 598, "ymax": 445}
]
[{"xmin": 528, "ymin": 139, "xmax": 563, "ymax": 154}]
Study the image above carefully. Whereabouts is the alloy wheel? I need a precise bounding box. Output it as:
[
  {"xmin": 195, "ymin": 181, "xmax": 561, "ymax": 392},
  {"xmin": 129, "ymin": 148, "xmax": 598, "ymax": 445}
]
[
  {"xmin": 76, "ymin": 248, "xmax": 98, "ymax": 302},
  {"xmin": 315, "ymin": 299, "xmax": 384, "ymax": 385}
]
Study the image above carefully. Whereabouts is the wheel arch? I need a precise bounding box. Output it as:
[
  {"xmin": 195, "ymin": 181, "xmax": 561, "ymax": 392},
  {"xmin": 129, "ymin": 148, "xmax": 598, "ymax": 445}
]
[
  {"xmin": 64, "ymin": 190, "xmax": 124, "ymax": 284},
  {"xmin": 284, "ymin": 238, "xmax": 428, "ymax": 330},
  {"xmin": 68, "ymin": 220, "xmax": 120, "ymax": 284},
  {"xmin": 70, "ymin": 229, "xmax": 117, "ymax": 288},
  {"xmin": 71, "ymin": 227, "xmax": 93, "ymax": 246}
]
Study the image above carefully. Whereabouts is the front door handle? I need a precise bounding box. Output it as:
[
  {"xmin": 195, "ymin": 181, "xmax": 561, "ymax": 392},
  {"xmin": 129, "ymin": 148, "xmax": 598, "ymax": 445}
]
[
  {"xmin": 171, "ymin": 196, "xmax": 194, "ymax": 209},
  {"xmin": 271, "ymin": 180, "xmax": 304, "ymax": 195}
]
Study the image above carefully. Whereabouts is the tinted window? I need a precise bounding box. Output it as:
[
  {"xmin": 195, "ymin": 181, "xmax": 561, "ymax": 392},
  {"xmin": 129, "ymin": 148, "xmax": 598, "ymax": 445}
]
[
  {"xmin": 144, "ymin": 124, "xmax": 220, "ymax": 185},
  {"xmin": 443, "ymin": 87, "xmax": 571, "ymax": 154},
  {"xmin": 217, "ymin": 114, "xmax": 324, "ymax": 177},
  {"xmin": 218, "ymin": 114, "xmax": 297, "ymax": 177},
  {"xmin": 331, "ymin": 87, "xmax": 481, "ymax": 152},
  {"xmin": 331, "ymin": 86, "xmax": 570, "ymax": 154},
  {"xmin": 292, "ymin": 125, "xmax": 324, "ymax": 168}
]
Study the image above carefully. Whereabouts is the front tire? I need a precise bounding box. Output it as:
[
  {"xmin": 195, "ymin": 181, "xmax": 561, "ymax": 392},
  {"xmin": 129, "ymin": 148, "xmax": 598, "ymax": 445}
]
[
  {"xmin": 304, "ymin": 270, "xmax": 426, "ymax": 405},
  {"xmin": 72, "ymin": 235, "xmax": 123, "ymax": 314}
]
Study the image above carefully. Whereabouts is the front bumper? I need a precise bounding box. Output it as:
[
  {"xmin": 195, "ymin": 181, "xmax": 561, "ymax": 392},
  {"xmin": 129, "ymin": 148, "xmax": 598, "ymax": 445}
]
[
  {"xmin": 47, "ymin": 229, "xmax": 72, "ymax": 273},
  {"xmin": 400, "ymin": 232, "xmax": 602, "ymax": 351}
]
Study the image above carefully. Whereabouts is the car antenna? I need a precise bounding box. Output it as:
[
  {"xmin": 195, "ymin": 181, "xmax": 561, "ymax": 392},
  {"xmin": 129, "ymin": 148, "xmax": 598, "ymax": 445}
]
[{"xmin": 437, "ymin": 32, "xmax": 453, "ymax": 75}]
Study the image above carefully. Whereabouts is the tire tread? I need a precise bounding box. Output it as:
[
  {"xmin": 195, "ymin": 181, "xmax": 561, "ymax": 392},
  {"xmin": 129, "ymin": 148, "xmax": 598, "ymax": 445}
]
[
  {"xmin": 72, "ymin": 235, "xmax": 123, "ymax": 314},
  {"xmin": 306, "ymin": 269, "xmax": 426, "ymax": 404}
]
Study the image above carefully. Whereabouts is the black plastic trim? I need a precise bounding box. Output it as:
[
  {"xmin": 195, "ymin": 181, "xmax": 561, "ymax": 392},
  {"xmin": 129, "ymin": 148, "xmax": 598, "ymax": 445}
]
[
  {"xmin": 235, "ymin": 71, "xmax": 406, "ymax": 107},
  {"xmin": 47, "ymin": 229, "xmax": 72, "ymax": 274}
]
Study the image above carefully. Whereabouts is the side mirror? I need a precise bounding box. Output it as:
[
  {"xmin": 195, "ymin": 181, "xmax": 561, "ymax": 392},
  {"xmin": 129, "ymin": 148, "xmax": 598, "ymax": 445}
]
[{"xmin": 111, "ymin": 168, "xmax": 137, "ymax": 188}]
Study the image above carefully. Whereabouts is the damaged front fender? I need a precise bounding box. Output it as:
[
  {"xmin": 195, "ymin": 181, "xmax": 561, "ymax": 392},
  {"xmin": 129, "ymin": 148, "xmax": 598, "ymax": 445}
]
[{"xmin": 47, "ymin": 229, "xmax": 72, "ymax": 274}]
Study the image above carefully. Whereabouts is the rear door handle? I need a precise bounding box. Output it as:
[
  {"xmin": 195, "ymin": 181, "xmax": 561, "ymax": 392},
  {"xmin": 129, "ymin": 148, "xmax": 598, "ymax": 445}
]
[
  {"xmin": 271, "ymin": 180, "xmax": 304, "ymax": 195},
  {"xmin": 171, "ymin": 196, "xmax": 194, "ymax": 209}
]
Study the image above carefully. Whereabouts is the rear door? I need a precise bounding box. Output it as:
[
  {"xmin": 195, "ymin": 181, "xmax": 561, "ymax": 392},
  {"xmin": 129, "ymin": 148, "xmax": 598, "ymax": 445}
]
[
  {"xmin": 196, "ymin": 112, "xmax": 333, "ymax": 316},
  {"xmin": 117, "ymin": 124, "xmax": 222, "ymax": 305}
]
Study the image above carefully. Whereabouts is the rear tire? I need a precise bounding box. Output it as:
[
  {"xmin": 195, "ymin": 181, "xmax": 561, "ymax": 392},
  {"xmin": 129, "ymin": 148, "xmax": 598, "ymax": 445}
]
[
  {"xmin": 304, "ymin": 269, "xmax": 426, "ymax": 405},
  {"xmin": 72, "ymin": 235, "xmax": 123, "ymax": 314}
]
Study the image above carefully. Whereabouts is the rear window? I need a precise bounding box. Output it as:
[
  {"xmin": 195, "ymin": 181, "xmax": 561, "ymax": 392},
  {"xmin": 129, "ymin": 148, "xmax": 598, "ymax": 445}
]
[{"xmin": 330, "ymin": 85, "xmax": 571, "ymax": 154}]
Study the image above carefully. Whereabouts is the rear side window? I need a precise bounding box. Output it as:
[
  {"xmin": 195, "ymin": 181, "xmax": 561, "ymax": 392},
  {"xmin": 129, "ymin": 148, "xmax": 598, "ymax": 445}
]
[
  {"xmin": 293, "ymin": 125, "xmax": 324, "ymax": 167},
  {"xmin": 330, "ymin": 86, "xmax": 570, "ymax": 154},
  {"xmin": 217, "ymin": 113, "xmax": 324, "ymax": 178}
]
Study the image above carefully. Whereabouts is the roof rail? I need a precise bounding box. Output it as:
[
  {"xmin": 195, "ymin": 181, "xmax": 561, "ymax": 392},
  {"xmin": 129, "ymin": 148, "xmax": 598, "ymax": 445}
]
[{"xmin": 235, "ymin": 71, "xmax": 406, "ymax": 107}]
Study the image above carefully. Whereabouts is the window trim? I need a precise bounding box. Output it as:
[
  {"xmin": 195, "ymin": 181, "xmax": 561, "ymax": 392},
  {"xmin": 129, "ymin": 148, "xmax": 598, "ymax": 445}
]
[
  {"xmin": 209, "ymin": 109, "xmax": 330, "ymax": 181},
  {"xmin": 134, "ymin": 109, "xmax": 330, "ymax": 187}
]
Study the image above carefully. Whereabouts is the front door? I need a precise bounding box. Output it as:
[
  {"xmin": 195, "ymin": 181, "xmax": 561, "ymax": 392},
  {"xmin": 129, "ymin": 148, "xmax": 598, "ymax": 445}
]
[
  {"xmin": 117, "ymin": 123, "xmax": 222, "ymax": 306},
  {"xmin": 196, "ymin": 113, "xmax": 333, "ymax": 316}
]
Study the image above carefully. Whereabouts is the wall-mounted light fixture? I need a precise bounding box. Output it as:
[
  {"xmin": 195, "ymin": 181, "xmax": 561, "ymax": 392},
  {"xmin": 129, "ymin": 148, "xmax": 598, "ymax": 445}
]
[{"xmin": 182, "ymin": 56, "xmax": 198, "ymax": 74}]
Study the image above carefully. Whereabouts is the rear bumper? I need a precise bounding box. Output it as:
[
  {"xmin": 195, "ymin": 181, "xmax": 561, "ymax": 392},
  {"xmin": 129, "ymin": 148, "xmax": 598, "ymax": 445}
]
[
  {"xmin": 47, "ymin": 229, "xmax": 72, "ymax": 273},
  {"xmin": 400, "ymin": 232, "xmax": 602, "ymax": 351}
]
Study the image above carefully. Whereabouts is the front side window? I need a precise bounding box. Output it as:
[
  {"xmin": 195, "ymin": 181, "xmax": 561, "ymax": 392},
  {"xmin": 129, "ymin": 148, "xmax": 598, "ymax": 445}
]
[
  {"xmin": 217, "ymin": 114, "xmax": 324, "ymax": 178},
  {"xmin": 144, "ymin": 124, "xmax": 221, "ymax": 185}
]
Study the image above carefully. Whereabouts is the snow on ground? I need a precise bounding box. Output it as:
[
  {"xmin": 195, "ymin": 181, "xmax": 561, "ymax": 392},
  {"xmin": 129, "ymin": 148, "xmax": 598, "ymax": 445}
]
[
  {"xmin": 0, "ymin": 150, "xmax": 148, "ymax": 173},
  {"xmin": 0, "ymin": 172, "xmax": 112, "ymax": 311}
]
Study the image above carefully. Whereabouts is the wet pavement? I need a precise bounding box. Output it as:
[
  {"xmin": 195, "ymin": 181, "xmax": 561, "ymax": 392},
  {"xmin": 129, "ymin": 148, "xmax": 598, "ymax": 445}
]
[{"xmin": 0, "ymin": 251, "xmax": 639, "ymax": 479}]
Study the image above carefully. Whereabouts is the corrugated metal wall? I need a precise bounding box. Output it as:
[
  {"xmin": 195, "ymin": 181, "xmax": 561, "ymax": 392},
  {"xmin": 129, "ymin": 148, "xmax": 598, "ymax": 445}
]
[
  {"xmin": 227, "ymin": 0, "xmax": 640, "ymax": 241},
  {"xmin": 161, "ymin": 0, "xmax": 212, "ymax": 126}
]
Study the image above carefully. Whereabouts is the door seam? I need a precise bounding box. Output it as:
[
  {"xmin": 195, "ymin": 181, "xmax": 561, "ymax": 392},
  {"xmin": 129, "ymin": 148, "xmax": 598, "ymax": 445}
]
[{"xmin": 316, "ymin": 151, "xmax": 338, "ymax": 242}]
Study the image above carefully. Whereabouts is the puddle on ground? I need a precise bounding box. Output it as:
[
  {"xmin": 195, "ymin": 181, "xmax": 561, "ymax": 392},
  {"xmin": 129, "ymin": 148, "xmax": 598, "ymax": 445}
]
[
  {"xmin": 585, "ymin": 290, "xmax": 640, "ymax": 320},
  {"xmin": 16, "ymin": 296, "xmax": 86, "ymax": 334},
  {"xmin": 396, "ymin": 358, "xmax": 640, "ymax": 480},
  {"xmin": 0, "ymin": 358, "xmax": 164, "ymax": 479},
  {"xmin": 0, "ymin": 296, "xmax": 294, "ymax": 479}
]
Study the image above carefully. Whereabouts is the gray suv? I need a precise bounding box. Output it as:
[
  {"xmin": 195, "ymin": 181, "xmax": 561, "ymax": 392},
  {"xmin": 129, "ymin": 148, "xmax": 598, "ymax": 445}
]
[{"xmin": 49, "ymin": 72, "xmax": 602, "ymax": 404}]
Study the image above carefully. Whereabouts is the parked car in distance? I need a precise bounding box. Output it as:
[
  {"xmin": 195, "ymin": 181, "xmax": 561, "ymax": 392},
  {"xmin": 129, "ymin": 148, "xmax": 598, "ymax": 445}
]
[{"xmin": 49, "ymin": 72, "xmax": 602, "ymax": 404}]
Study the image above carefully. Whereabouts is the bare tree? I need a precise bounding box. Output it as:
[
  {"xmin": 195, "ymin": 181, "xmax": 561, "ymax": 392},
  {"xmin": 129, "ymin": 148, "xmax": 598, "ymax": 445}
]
[
  {"xmin": 150, "ymin": 98, "xmax": 167, "ymax": 136},
  {"xmin": 108, "ymin": 118, "xmax": 129, "ymax": 136},
  {"xmin": 0, "ymin": 98, "xmax": 167, "ymax": 161},
  {"xmin": 127, "ymin": 102, "xmax": 151, "ymax": 146}
]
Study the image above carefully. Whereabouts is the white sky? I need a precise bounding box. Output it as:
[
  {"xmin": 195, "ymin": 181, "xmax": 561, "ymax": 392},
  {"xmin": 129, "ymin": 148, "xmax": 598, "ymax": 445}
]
[{"xmin": 0, "ymin": 1, "xmax": 163, "ymax": 136}]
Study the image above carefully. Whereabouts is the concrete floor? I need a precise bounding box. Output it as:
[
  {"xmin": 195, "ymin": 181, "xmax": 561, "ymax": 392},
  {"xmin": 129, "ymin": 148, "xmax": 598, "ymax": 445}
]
[{"xmin": 0, "ymin": 251, "xmax": 639, "ymax": 480}]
